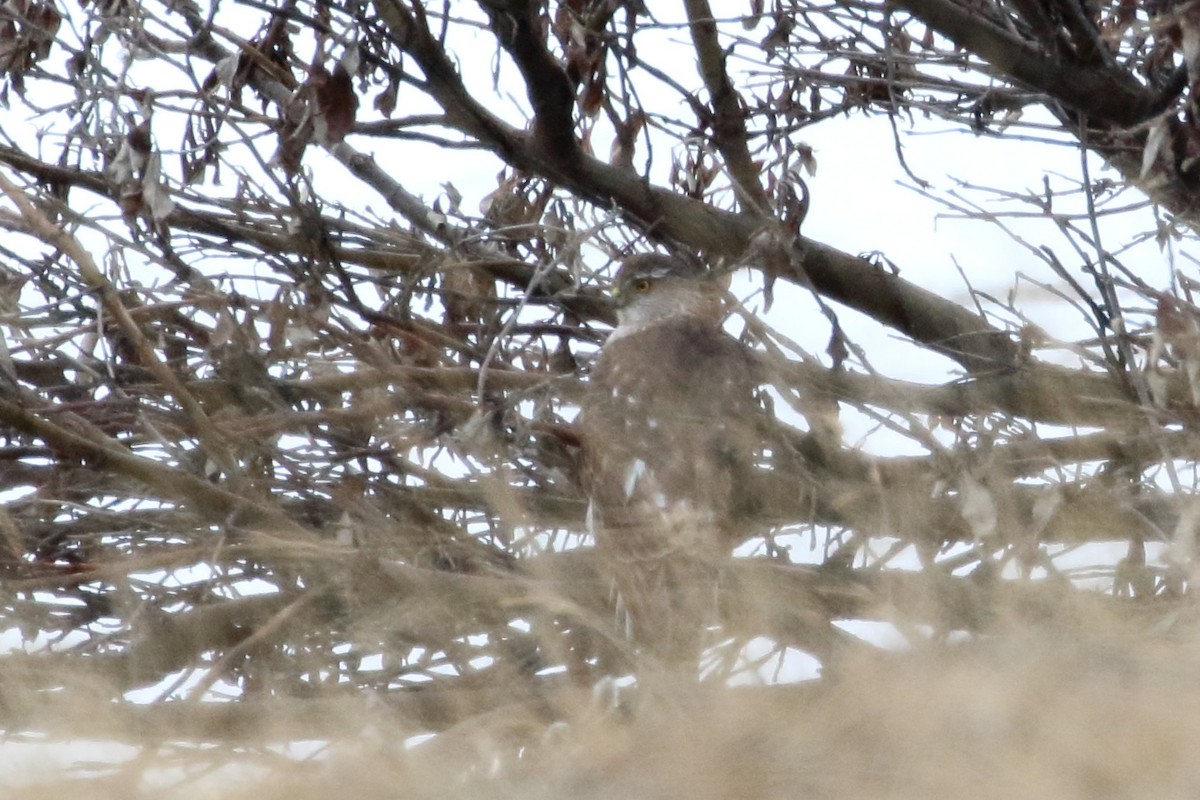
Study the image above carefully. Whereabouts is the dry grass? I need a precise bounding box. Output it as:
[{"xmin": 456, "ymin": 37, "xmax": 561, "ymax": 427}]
[{"xmin": 6, "ymin": 593, "xmax": 1200, "ymax": 800}]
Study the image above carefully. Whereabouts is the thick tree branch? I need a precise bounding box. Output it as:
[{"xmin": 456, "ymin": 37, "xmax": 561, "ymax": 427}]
[
  {"xmin": 684, "ymin": 0, "xmax": 771, "ymax": 212},
  {"xmin": 890, "ymin": 0, "xmax": 1159, "ymax": 127}
]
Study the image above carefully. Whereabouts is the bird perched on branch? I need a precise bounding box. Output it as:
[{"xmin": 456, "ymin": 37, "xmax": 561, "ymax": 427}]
[{"xmin": 578, "ymin": 254, "xmax": 766, "ymax": 672}]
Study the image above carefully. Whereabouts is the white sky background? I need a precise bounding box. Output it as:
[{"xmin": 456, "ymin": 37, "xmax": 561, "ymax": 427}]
[
  {"xmin": 0, "ymin": 0, "xmax": 1189, "ymax": 780},
  {"xmin": 44, "ymin": 0, "xmax": 1174, "ymax": 398},
  {"xmin": 289, "ymin": 2, "xmax": 1183, "ymax": 464},
  {"xmin": 293, "ymin": 2, "xmax": 1178, "ymax": 398}
]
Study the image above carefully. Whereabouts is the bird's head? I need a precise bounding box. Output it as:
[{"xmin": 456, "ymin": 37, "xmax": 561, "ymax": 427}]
[{"xmin": 610, "ymin": 254, "xmax": 726, "ymax": 334}]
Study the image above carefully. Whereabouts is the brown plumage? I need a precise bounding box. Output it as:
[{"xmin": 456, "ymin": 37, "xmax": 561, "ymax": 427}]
[{"xmin": 579, "ymin": 255, "xmax": 765, "ymax": 670}]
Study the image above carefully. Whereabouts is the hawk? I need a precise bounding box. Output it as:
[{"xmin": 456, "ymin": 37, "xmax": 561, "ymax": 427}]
[{"xmin": 579, "ymin": 254, "xmax": 765, "ymax": 670}]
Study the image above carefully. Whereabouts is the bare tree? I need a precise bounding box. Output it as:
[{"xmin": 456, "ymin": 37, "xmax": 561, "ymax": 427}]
[{"xmin": 0, "ymin": 0, "xmax": 1195, "ymax": 754}]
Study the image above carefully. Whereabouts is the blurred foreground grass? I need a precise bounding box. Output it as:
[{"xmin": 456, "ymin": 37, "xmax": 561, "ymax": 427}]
[{"xmin": 6, "ymin": 591, "xmax": 1200, "ymax": 800}]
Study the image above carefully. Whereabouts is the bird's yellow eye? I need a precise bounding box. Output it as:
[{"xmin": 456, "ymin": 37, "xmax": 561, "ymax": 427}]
[{"xmin": 631, "ymin": 278, "xmax": 652, "ymax": 293}]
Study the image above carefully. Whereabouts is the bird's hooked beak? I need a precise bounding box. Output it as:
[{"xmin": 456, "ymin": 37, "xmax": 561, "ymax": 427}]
[{"xmin": 609, "ymin": 283, "xmax": 627, "ymax": 309}]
